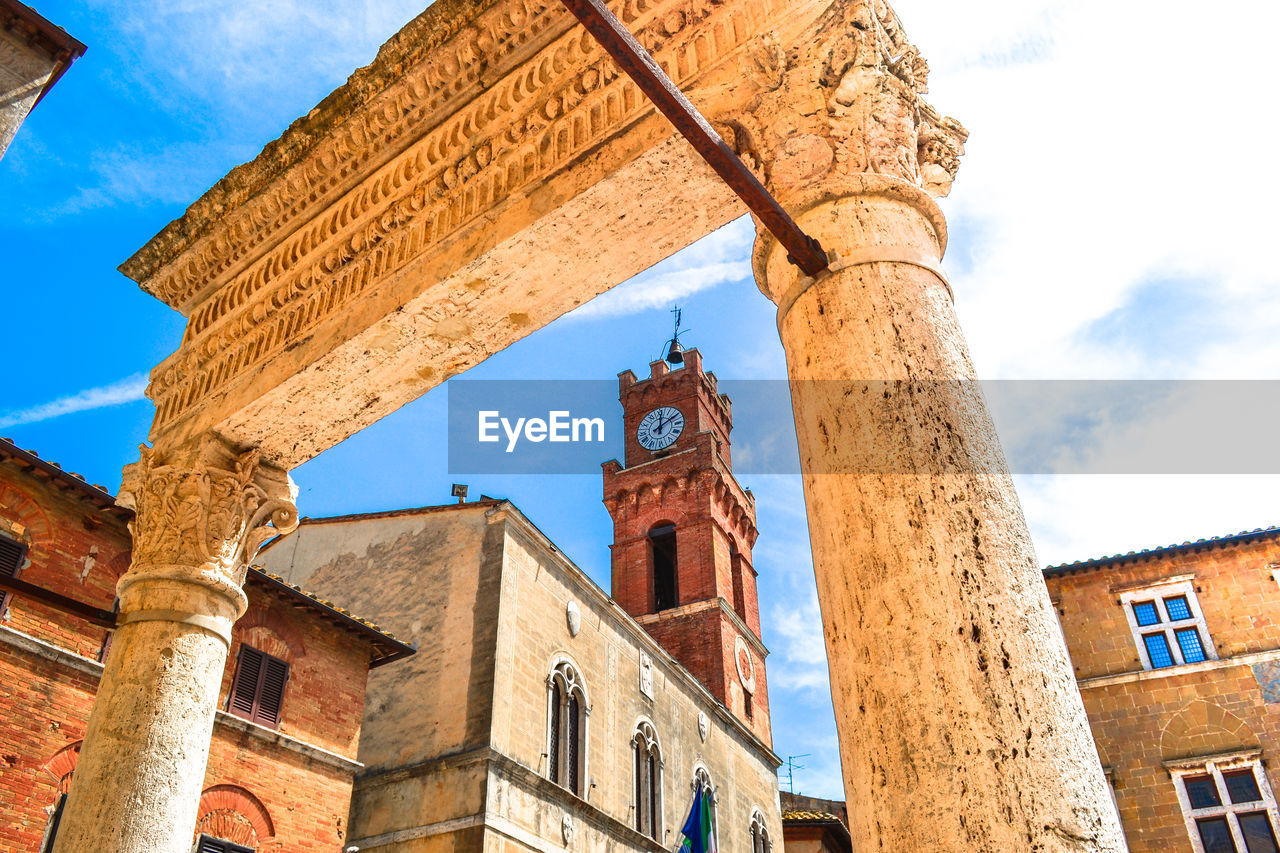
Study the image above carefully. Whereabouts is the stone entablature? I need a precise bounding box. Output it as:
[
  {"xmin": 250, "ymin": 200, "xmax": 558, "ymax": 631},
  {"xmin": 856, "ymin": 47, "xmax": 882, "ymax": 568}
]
[{"xmin": 119, "ymin": 0, "xmax": 838, "ymax": 466}]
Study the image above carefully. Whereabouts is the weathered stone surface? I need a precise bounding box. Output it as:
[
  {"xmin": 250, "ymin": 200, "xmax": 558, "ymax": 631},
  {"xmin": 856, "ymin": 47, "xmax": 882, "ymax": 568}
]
[
  {"xmin": 0, "ymin": 27, "xmax": 55, "ymax": 159},
  {"xmin": 257, "ymin": 501, "xmax": 783, "ymax": 852},
  {"xmin": 75, "ymin": 0, "xmax": 1131, "ymax": 847},
  {"xmin": 740, "ymin": 2, "xmax": 1123, "ymax": 848},
  {"xmin": 56, "ymin": 436, "xmax": 297, "ymax": 853},
  {"xmin": 120, "ymin": 0, "xmax": 829, "ymax": 468}
]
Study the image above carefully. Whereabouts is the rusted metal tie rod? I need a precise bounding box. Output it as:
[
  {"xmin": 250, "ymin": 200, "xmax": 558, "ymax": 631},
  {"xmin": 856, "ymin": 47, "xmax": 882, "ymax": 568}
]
[{"xmin": 558, "ymin": 0, "xmax": 830, "ymax": 277}]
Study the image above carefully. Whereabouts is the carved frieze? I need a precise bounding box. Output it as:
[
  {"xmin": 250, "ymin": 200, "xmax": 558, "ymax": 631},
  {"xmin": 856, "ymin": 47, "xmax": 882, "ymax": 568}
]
[
  {"xmin": 133, "ymin": 0, "xmax": 803, "ymax": 440},
  {"xmin": 117, "ymin": 435, "xmax": 298, "ymax": 577}
]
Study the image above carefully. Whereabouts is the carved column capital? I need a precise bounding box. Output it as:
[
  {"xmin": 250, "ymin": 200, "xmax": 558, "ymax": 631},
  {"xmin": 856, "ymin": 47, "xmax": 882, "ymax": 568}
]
[
  {"xmin": 722, "ymin": 0, "xmax": 968, "ymax": 207},
  {"xmin": 116, "ymin": 434, "xmax": 298, "ymax": 620}
]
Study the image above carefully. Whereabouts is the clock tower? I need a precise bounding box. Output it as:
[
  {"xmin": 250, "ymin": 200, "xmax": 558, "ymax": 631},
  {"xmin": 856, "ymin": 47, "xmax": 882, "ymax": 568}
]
[{"xmin": 602, "ymin": 348, "xmax": 770, "ymax": 743}]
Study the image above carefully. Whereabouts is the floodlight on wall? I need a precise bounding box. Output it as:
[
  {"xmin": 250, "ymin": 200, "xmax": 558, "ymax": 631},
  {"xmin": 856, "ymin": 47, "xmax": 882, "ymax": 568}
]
[{"xmin": 451, "ymin": 483, "xmax": 469, "ymax": 503}]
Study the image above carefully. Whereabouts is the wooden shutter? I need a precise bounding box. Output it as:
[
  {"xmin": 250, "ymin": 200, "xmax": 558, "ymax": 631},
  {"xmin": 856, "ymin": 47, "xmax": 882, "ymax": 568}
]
[
  {"xmin": 195, "ymin": 834, "xmax": 254, "ymax": 853},
  {"xmin": 41, "ymin": 794, "xmax": 66, "ymax": 852},
  {"xmin": 549, "ymin": 681, "xmax": 562, "ymax": 784},
  {"xmin": 0, "ymin": 536, "xmax": 25, "ymax": 618},
  {"xmin": 0, "ymin": 536, "xmax": 24, "ymax": 577},
  {"xmin": 634, "ymin": 740, "xmax": 644, "ymax": 832},
  {"xmin": 647, "ymin": 752, "xmax": 658, "ymax": 838},
  {"xmin": 228, "ymin": 645, "xmax": 289, "ymax": 728},
  {"xmin": 256, "ymin": 655, "xmax": 289, "ymax": 727},
  {"xmin": 567, "ymin": 693, "xmax": 581, "ymax": 795},
  {"xmin": 230, "ymin": 646, "xmax": 264, "ymax": 718}
]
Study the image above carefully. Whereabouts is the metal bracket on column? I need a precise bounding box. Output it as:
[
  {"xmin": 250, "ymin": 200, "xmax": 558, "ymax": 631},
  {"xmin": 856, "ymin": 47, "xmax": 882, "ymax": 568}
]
[{"xmin": 559, "ymin": 0, "xmax": 830, "ymax": 277}]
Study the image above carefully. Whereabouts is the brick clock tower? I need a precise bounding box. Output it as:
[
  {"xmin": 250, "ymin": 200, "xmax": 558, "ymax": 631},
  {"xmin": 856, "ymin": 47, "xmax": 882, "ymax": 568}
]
[{"xmin": 602, "ymin": 348, "xmax": 770, "ymax": 743}]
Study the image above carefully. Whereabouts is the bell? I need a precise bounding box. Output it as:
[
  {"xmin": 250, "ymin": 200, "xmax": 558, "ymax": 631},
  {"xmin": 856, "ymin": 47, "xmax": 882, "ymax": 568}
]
[{"xmin": 665, "ymin": 339, "xmax": 684, "ymax": 365}]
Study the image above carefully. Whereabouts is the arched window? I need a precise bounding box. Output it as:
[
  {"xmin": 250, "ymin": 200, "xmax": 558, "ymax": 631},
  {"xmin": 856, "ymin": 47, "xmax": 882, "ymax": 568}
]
[
  {"xmin": 750, "ymin": 809, "xmax": 772, "ymax": 853},
  {"xmin": 649, "ymin": 523, "xmax": 679, "ymax": 611},
  {"xmin": 633, "ymin": 720, "xmax": 663, "ymax": 839},
  {"xmin": 693, "ymin": 766, "xmax": 719, "ymax": 848},
  {"xmin": 547, "ymin": 660, "xmax": 587, "ymax": 796}
]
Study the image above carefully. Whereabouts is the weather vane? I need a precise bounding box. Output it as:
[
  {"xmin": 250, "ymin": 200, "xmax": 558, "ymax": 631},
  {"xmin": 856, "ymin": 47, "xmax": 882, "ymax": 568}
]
[{"xmin": 664, "ymin": 305, "xmax": 686, "ymax": 365}]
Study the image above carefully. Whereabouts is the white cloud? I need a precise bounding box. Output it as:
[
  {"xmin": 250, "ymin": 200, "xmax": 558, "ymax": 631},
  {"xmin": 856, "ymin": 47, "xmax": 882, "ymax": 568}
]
[
  {"xmin": 568, "ymin": 217, "xmax": 755, "ymax": 320},
  {"xmin": 0, "ymin": 375, "xmax": 149, "ymax": 430}
]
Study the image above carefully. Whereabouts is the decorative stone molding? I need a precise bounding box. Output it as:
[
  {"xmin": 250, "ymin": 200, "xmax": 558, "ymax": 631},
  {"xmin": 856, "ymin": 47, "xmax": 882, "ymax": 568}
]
[
  {"xmin": 722, "ymin": 0, "xmax": 966, "ymax": 211},
  {"xmin": 116, "ymin": 435, "xmax": 297, "ymax": 589},
  {"xmin": 126, "ymin": 0, "xmax": 812, "ymax": 446}
]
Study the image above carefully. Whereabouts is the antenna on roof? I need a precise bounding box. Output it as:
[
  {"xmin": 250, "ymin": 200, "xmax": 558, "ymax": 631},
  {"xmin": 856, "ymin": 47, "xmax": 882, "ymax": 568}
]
[{"xmin": 780, "ymin": 754, "xmax": 810, "ymax": 794}]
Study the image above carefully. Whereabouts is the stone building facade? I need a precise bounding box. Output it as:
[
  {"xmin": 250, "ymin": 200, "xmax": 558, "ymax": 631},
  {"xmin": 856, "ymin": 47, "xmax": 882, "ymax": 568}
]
[
  {"xmin": 257, "ymin": 349, "xmax": 782, "ymax": 852},
  {"xmin": 0, "ymin": 438, "xmax": 413, "ymax": 852},
  {"xmin": 259, "ymin": 500, "xmax": 782, "ymax": 852},
  {"xmin": 1045, "ymin": 527, "xmax": 1280, "ymax": 853},
  {"xmin": 0, "ymin": 1, "xmax": 84, "ymax": 159}
]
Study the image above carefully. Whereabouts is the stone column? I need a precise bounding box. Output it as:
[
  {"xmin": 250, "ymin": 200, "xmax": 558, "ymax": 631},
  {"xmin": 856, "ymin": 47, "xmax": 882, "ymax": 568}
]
[
  {"xmin": 729, "ymin": 1, "xmax": 1127, "ymax": 849},
  {"xmin": 56, "ymin": 435, "xmax": 297, "ymax": 853}
]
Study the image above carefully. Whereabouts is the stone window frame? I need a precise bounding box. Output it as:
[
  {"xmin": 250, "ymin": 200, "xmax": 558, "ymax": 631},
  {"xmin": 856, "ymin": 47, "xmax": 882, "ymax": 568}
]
[
  {"xmin": 632, "ymin": 718, "xmax": 664, "ymax": 841},
  {"xmin": 692, "ymin": 764, "xmax": 719, "ymax": 849},
  {"xmin": 749, "ymin": 807, "xmax": 772, "ymax": 853},
  {"xmin": 546, "ymin": 657, "xmax": 590, "ymax": 798},
  {"xmin": 1166, "ymin": 750, "xmax": 1280, "ymax": 853},
  {"xmin": 1117, "ymin": 577, "xmax": 1218, "ymax": 671}
]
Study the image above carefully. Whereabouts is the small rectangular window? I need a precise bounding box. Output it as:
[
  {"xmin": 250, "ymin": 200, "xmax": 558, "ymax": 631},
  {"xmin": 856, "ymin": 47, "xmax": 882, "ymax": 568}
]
[
  {"xmin": 1122, "ymin": 580, "xmax": 1217, "ymax": 671},
  {"xmin": 1176, "ymin": 628, "xmax": 1208, "ymax": 664},
  {"xmin": 744, "ymin": 689, "xmax": 754, "ymax": 722},
  {"xmin": 1132, "ymin": 600, "xmax": 1160, "ymax": 626},
  {"xmin": 1239, "ymin": 813, "xmax": 1280, "ymax": 853},
  {"xmin": 228, "ymin": 645, "xmax": 289, "ymax": 728},
  {"xmin": 1144, "ymin": 633, "xmax": 1175, "ymax": 669},
  {"xmin": 0, "ymin": 536, "xmax": 24, "ymax": 577},
  {"xmin": 1197, "ymin": 816, "xmax": 1238, "ymax": 852},
  {"xmin": 1175, "ymin": 760, "xmax": 1280, "ymax": 853},
  {"xmin": 0, "ymin": 535, "xmax": 26, "ymax": 619},
  {"xmin": 1165, "ymin": 595, "xmax": 1193, "ymax": 621},
  {"xmin": 1185, "ymin": 775, "xmax": 1224, "ymax": 809},
  {"xmin": 1227, "ymin": 770, "xmax": 1265, "ymax": 805}
]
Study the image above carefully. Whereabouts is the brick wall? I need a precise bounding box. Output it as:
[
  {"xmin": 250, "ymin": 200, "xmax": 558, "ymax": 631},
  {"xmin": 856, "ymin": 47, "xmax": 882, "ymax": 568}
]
[
  {"xmin": 1046, "ymin": 533, "xmax": 1280, "ymax": 852},
  {"xmin": 0, "ymin": 456, "xmax": 379, "ymax": 851}
]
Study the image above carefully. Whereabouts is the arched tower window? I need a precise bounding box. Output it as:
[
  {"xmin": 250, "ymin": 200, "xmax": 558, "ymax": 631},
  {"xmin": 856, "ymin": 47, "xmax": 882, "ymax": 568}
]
[
  {"xmin": 750, "ymin": 809, "xmax": 772, "ymax": 853},
  {"xmin": 693, "ymin": 766, "xmax": 719, "ymax": 848},
  {"xmin": 649, "ymin": 523, "xmax": 679, "ymax": 611},
  {"xmin": 547, "ymin": 660, "xmax": 587, "ymax": 796},
  {"xmin": 633, "ymin": 720, "xmax": 663, "ymax": 839}
]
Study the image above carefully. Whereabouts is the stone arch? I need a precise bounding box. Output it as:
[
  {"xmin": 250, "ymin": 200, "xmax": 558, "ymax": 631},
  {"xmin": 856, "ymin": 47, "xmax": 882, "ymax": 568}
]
[
  {"xmin": 196, "ymin": 785, "xmax": 274, "ymax": 847},
  {"xmin": 44, "ymin": 741, "xmax": 81, "ymax": 794},
  {"xmin": 237, "ymin": 603, "xmax": 306, "ymax": 662},
  {"xmin": 1159, "ymin": 699, "xmax": 1259, "ymax": 762}
]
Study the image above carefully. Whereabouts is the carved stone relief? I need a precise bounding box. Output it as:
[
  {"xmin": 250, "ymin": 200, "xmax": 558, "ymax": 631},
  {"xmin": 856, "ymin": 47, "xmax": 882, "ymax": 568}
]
[
  {"xmin": 116, "ymin": 435, "xmax": 298, "ymax": 580},
  {"xmin": 724, "ymin": 0, "xmax": 966, "ymax": 206}
]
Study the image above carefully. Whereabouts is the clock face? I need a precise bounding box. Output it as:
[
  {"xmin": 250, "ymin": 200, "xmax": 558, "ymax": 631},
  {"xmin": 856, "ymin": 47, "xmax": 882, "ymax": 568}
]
[{"xmin": 637, "ymin": 406, "xmax": 685, "ymax": 451}]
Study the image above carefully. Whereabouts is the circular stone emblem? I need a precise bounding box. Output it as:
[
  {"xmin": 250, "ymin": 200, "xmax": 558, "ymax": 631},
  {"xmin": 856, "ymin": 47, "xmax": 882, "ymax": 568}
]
[{"xmin": 734, "ymin": 635, "xmax": 756, "ymax": 692}]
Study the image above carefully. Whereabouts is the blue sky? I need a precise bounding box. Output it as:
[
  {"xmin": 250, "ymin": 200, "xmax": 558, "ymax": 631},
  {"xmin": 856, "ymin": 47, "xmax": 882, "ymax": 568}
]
[{"xmin": 4, "ymin": 0, "xmax": 1279, "ymax": 800}]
